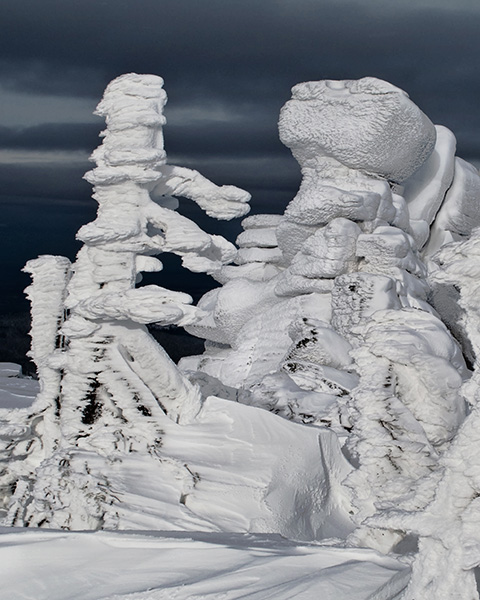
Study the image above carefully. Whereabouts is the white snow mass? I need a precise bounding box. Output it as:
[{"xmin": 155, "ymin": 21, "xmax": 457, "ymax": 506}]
[{"xmin": 2, "ymin": 73, "xmax": 480, "ymax": 599}]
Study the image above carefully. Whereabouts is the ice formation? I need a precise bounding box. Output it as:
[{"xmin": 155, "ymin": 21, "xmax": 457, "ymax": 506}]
[
  {"xmin": 2, "ymin": 74, "xmax": 480, "ymax": 598},
  {"xmin": 0, "ymin": 74, "xmax": 254, "ymax": 528},
  {"xmin": 181, "ymin": 76, "xmax": 477, "ymax": 557},
  {"xmin": 365, "ymin": 231, "xmax": 480, "ymax": 598}
]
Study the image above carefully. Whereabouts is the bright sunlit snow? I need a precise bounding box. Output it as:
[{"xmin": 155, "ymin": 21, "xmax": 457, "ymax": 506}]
[{"xmin": 2, "ymin": 73, "xmax": 480, "ymax": 599}]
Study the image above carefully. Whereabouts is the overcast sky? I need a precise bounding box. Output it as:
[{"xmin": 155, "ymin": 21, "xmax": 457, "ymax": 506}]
[{"xmin": 1, "ymin": 0, "xmax": 480, "ymax": 312}]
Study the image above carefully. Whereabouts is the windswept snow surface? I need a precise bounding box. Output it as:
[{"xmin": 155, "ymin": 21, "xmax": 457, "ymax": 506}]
[
  {"xmin": 0, "ymin": 365, "xmax": 409, "ymax": 599},
  {"xmin": 0, "ymin": 528, "xmax": 410, "ymax": 600},
  {"xmin": 0, "ymin": 364, "xmax": 354, "ymax": 538},
  {"xmin": 0, "ymin": 363, "xmax": 39, "ymax": 409}
]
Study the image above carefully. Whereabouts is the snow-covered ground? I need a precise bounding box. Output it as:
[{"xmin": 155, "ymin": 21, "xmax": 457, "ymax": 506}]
[
  {"xmin": 0, "ymin": 364, "xmax": 410, "ymax": 599},
  {"xmin": 0, "ymin": 527, "xmax": 409, "ymax": 600},
  {"xmin": 0, "ymin": 362, "xmax": 38, "ymax": 409}
]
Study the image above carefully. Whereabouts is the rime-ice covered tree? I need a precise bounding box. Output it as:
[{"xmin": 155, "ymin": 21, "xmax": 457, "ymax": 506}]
[
  {"xmin": 180, "ymin": 77, "xmax": 476, "ymax": 552},
  {"xmin": 3, "ymin": 75, "xmax": 480, "ymax": 598},
  {"xmin": 367, "ymin": 230, "xmax": 480, "ymax": 598},
  {"xmin": 1, "ymin": 73, "xmax": 250, "ymax": 529}
]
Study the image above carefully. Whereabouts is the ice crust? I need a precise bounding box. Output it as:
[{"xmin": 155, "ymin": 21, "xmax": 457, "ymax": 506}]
[
  {"xmin": 2, "ymin": 74, "xmax": 480, "ymax": 599},
  {"xmin": 0, "ymin": 527, "xmax": 410, "ymax": 600}
]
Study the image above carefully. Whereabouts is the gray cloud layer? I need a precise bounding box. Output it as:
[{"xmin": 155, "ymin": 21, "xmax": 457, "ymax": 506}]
[
  {"xmin": 1, "ymin": 0, "xmax": 479, "ymax": 312},
  {"xmin": 2, "ymin": 1, "xmax": 480, "ymax": 165}
]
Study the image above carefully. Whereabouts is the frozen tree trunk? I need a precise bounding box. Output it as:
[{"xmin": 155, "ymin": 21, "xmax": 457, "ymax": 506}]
[
  {"xmin": 0, "ymin": 256, "xmax": 70, "ymax": 519},
  {"xmin": 276, "ymin": 78, "xmax": 470, "ymax": 552},
  {"xmin": 374, "ymin": 395, "xmax": 480, "ymax": 599},
  {"xmin": 23, "ymin": 255, "xmax": 71, "ymax": 455}
]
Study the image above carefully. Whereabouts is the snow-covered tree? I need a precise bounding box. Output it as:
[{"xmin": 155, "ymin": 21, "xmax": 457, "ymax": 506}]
[
  {"xmin": 366, "ymin": 230, "xmax": 480, "ymax": 598},
  {"xmin": 1, "ymin": 73, "xmax": 250, "ymax": 528},
  {"xmin": 4, "ymin": 76, "xmax": 480, "ymax": 599},
  {"xmin": 180, "ymin": 77, "xmax": 474, "ymax": 553}
]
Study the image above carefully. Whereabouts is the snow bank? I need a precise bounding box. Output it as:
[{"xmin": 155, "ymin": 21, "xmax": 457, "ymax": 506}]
[
  {"xmin": 109, "ymin": 395, "xmax": 354, "ymax": 540},
  {"xmin": 0, "ymin": 365, "xmax": 353, "ymax": 541}
]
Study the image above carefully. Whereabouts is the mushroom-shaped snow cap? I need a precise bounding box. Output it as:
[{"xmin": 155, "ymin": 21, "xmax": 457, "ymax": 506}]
[{"xmin": 279, "ymin": 77, "xmax": 436, "ymax": 183}]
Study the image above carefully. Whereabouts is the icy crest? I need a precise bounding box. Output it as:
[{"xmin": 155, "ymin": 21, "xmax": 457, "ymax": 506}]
[{"xmin": 280, "ymin": 77, "xmax": 436, "ymax": 183}]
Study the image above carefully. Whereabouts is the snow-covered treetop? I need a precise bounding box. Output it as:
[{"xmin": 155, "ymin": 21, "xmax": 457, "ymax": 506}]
[
  {"xmin": 279, "ymin": 76, "xmax": 436, "ymax": 183},
  {"xmin": 84, "ymin": 72, "xmax": 251, "ymax": 223},
  {"xmin": 85, "ymin": 73, "xmax": 168, "ymax": 186}
]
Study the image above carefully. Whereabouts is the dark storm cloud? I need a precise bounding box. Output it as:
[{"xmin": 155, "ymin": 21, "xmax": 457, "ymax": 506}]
[
  {"xmin": 0, "ymin": 161, "xmax": 91, "ymax": 201},
  {"xmin": 1, "ymin": 0, "xmax": 480, "ymax": 114},
  {"xmin": 0, "ymin": 119, "xmax": 282, "ymax": 159},
  {"xmin": 0, "ymin": 0, "xmax": 479, "ymax": 219},
  {"xmin": 1, "ymin": 0, "xmax": 479, "ymax": 155},
  {"xmin": 166, "ymin": 119, "xmax": 286, "ymax": 159},
  {"xmin": 1, "ymin": 0, "xmax": 480, "ymax": 314}
]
